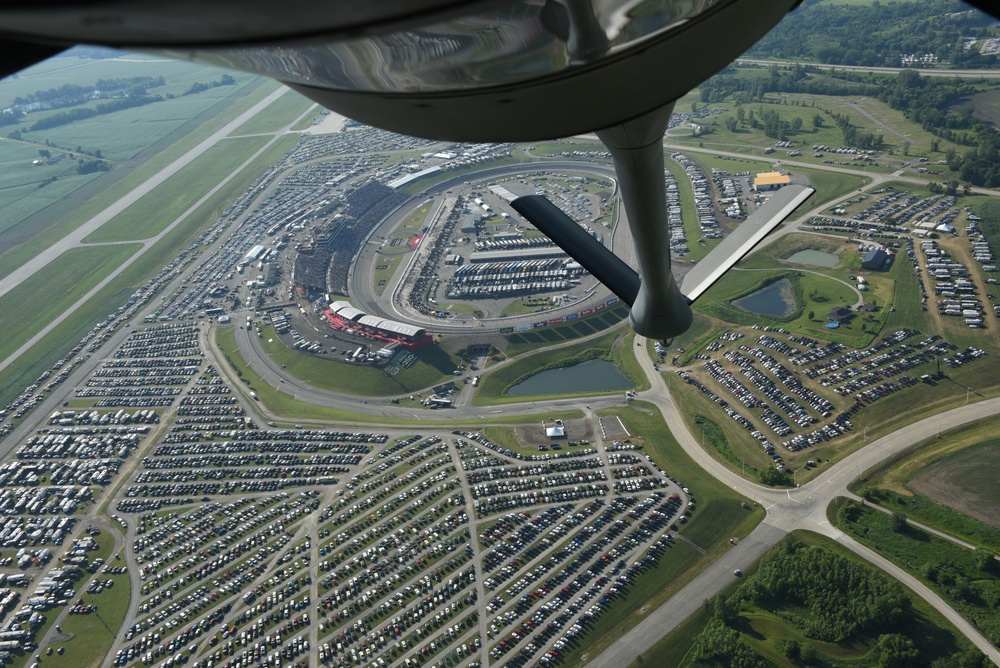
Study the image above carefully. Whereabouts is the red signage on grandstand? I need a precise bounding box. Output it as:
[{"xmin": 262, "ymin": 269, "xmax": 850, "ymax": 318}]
[{"xmin": 323, "ymin": 301, "xmax": 431, "ymax": 351}]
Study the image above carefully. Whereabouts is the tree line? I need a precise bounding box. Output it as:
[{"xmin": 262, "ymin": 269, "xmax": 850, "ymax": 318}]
[
  {"xmin": 28, "ymin": 95, "xmax": 163, "ymax": 131},
  {"xmin": 699, "ymin": 65, "xmax": 1000, "ymax": 187}
]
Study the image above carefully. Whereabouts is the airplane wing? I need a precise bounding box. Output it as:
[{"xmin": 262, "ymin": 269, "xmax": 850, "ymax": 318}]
[{"xmin": 512, "ymin": 184, "xmax": 814, "ymax": 338}]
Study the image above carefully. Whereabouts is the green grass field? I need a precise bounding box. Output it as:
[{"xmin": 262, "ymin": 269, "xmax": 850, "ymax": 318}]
[
  {"xmin": 256, "ymin": 324, "xmax": 457, "ymax": 396},
  {"xmin": 0, "ymin": 243, "xmax": 140, "ymax": 363},
  {"xmin": 830, "ymin": 497, "xmax": 1000, "ymax": 648},
  {"xmin": 27, "ymin": 81, "xmax": 259, "ymax": 162},
  {"xmin": 214, "ymin": 326, "xmax": 582, "ymax": 426},
  {"xmin": 230, "ymin": 89, "xmax": 315, "ymax": 135},
  {"xmin": 0, "ymin": 53, "xmax": 238, "ymax": 108},
  {"xmin": 0, "ymin": 132, "xmax": 300, "ymax": 411},
  {"xmin": 55, "ymin": 565, "xmax": 131, "ymax": 668},
  {"xmin": 697, "ymin": 267, "xmax": 879, "ymax": 348},
  {"xmin": 84, "ymin": 135, "xmax": 271, "ymax": 242},
  {"xmin": 0, "ymin": 77, "xmax": 279, "ymax": 283},
  {"xmin": 476, "ymin": 328, "xmax": 643, "ymax": 404}
]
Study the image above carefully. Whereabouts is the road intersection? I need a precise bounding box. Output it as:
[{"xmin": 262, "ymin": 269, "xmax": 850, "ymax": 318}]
[{"xmin": 227, "ymin": 308, "xmax": 1000, "ymax": 665}]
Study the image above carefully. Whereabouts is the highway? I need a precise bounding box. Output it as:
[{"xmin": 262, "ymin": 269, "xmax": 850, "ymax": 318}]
[{"xmin": 735, "ymin": 59, "xmax": 1000, "ymax": 79}]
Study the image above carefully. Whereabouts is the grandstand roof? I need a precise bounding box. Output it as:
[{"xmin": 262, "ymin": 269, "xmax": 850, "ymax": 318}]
[
  {"xmin": 334, "ymin": 305, "xmax": 367, "ymax": 321},
  {"xmin": 388, "ymin": 166, "xmax": 441, "ymax": 189},
  {"xmin": 357, "ymin": 314, "xmax": 385, "ymax": 330},
  {"xmin": 329, "ymin": 300, "xmax": 427, "ymax": 338},
  {"xmin": 378, "ymin": 320, "xmax": 426, "ymax": 338}
]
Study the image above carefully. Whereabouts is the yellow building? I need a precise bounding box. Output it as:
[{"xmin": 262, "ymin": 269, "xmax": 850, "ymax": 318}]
[{"xmin": 753, "ymin": 171, "xmax": 791, "ymax": 191}]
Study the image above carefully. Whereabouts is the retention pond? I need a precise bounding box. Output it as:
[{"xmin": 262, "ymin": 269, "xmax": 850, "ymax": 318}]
[
  {"xmin": 507, "ymin": 358, "xmax": 632, "ymax": 396},
  {"xmin": 786, "ymin": 249, "xmax": 838, "ymax": 267},
  {"xmin": 732, "ymin": 278, "xmax": 797, "ymax": 318}
]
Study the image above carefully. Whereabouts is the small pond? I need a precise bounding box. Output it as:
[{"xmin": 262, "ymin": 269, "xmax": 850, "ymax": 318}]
[
  {"xmin": 732, "ymin": 278, "xmax": 797, "ymax": 318},
  {"xmin": 507, "ymin": 358, "xmax": 633, "ymax": 396},
  {"xmin": 786, "ymin": 249, "xmax": 838, "ymax": 267}
]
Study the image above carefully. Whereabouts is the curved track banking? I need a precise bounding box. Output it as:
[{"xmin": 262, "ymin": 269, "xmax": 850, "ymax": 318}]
[{"xmin": 348, "ymin": 161, "xmax": 629, "ymax": 335}]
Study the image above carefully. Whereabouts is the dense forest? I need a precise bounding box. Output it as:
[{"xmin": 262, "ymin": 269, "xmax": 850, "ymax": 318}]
[
  {"xmin": 747, "ymin": 0, "xmax": 1000, "ymax": 68},
  {"xmin": 684, "ymin": 537, "xmax": 990, "ymax": 668}
]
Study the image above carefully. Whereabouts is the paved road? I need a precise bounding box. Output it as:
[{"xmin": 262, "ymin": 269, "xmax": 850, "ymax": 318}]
[
  {"xmin": 588, "ymin": 341, "xmax": 1000, "ymax": 667},
  {"xmin": 735, "ymin": 59, "xmax": 1000, "ymax": 79},
  {"xmin": 0, "ymin": 85, "xmax": 297, "ymax": 375},
  {"xmin": 226, "ymin": 304, "xmax": 1000, "ymax": 664}
]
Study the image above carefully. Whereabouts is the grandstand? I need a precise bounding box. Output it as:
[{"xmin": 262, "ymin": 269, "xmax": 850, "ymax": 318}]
[{"xmin": 323, "ymin": 301, "xmax": 432, "ymax": 351}]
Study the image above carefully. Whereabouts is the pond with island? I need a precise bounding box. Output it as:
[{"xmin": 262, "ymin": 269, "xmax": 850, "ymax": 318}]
[{"xmin": 507, "ymin": 358, "xmax": 632, "ymax": 396}]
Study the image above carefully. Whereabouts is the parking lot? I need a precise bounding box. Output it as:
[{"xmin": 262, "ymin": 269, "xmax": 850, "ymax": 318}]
[{"xmin": 0, "ymin": 312, "xmax": 701, "ymax": 668}]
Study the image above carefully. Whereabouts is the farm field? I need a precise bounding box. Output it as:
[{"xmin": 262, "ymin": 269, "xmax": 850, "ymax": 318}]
[
  {"xmin": 0, "ymin": 54, "xmax": 265, "ymax": 235},
  {"xmin": 909, "ymin": 440, "xmax": 1000, "ymax": 529},
  {"xmin": 849, "ymin": 416, "xmax": 1000, "ymax": 551}
]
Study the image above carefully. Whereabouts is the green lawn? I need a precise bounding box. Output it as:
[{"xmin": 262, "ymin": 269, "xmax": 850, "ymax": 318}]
[
  {"xmin": 0, "ymin": 243, "xmax": 140, "ymax": 363},
  {"xmin": 218, "ymin": 327, "xmax": 582, "ymax": 425},
  {"xmin": 230, "ymin": 89, "xmax": 315, "ymax": 135},
  {"xmin": 696, "ymin": 267, "xmax": 878, "ymax": 348},
  {"xmin": 55, "ymin": 566, "xmax": 132, "ymax": 668},
  {"xmin": 257, "ymin": 324, "xmax": 457, "ymax": 396},
  {"xmin": 84, "ymin": 135, "xmax": 271, "ymax": 242}
]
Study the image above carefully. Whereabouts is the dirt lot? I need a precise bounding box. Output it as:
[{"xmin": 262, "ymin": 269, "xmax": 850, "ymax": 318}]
[{"xmin": 908, "ymin": 441, "xmax": 1000, "ymax": 529}]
